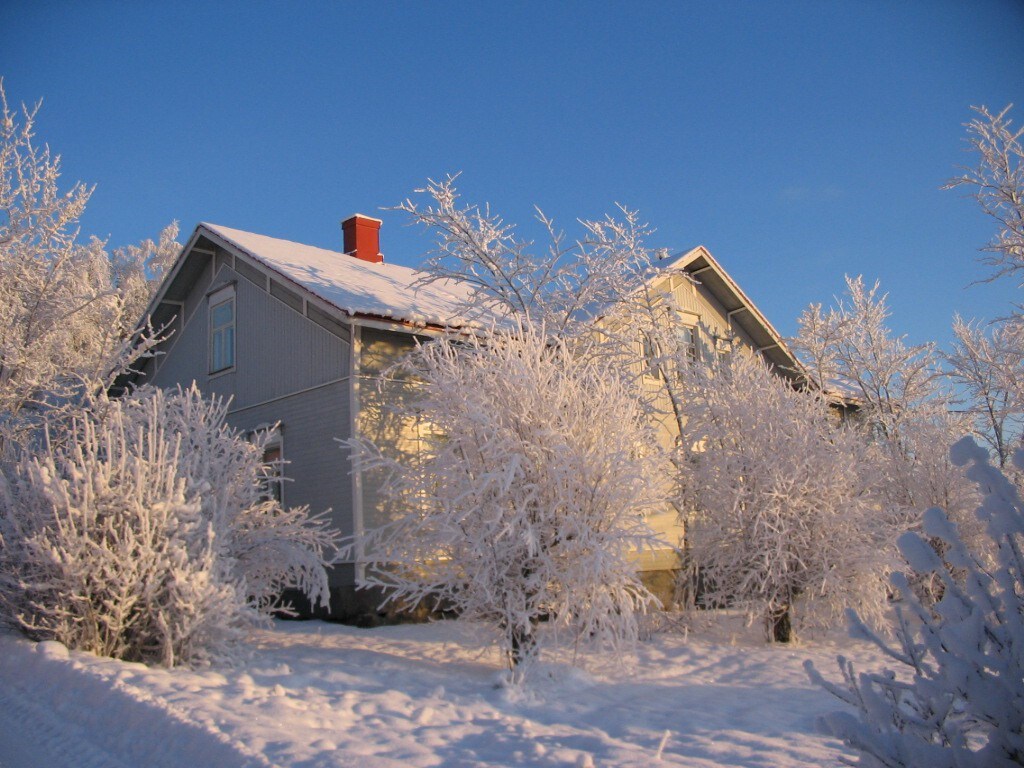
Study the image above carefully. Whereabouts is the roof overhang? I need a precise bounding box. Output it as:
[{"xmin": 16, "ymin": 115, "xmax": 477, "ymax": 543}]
[{"xmin": 660, "ymin": 245, "xmax": 804, "ymax": 381}]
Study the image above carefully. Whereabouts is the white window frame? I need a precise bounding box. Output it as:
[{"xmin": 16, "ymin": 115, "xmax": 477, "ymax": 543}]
[
  {"xmin": 250, "ymin": 423, "xmax": 285, "ymax": 505},
  {"xmin": 260, "ymin": 438, "xmax": 285, "ymax": 505},
  {"xmin": 678, "ymin": 324, "xmax": 699, "ymax": 364},
  {"xmin": 208, "ymin": 285, "xmax": 236, "ymax": 374}
]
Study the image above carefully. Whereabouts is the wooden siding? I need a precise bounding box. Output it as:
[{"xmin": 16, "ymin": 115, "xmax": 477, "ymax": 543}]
[
  {"xmin": 143, "ymin": 255, "xmax": 356, "ymax": 586},
  {"xmin": 613, "ymin": 270, "xmax": 775, "ymax": 572},
  {"xmin": 660, "ymin": 271, "xmax": 760, "ymax": 355},
  {"xmin": 182, "ymin": 255, "xmax": 215, "ymax": 323},
  {"xmin": 225, "ymin": 382, "xmax": 353, "ymax": 587},
  {"xmin": 148, "ymin": 263, "xmax": 350, "ymax": 410}
]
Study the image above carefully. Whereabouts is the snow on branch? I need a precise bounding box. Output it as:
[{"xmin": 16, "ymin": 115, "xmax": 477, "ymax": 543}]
[
  {"xmin": 0, "ymin": 385, "xmax": 340, "ymax": 667},
  {"xmin": 343, "ymin": 319, "xmax": 668, "ymax": 674},
  {"xmin": 808, "ymin": 436, "xmax": 1024, "ymax": 767}
]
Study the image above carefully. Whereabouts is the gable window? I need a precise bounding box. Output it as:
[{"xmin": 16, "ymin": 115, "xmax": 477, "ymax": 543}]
[{"xmin": 209, "ymin": 286, "xmax": 235, "ymax": 373}]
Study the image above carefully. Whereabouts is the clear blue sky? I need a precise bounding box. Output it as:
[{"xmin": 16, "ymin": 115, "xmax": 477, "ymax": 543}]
[{"xmin": 2, "ymin": 1, "xmax": 1022, "ymax": 348}]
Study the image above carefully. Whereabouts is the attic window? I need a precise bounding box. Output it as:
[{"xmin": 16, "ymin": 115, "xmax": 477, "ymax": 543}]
[{"xmin": 209, "ymin": 286, "xmax": 236, "ymax": 373}]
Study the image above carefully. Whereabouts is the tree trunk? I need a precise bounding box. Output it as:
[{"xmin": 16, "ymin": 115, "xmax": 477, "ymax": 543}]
[
  {"xmin": 509, "ymin": 625, "xmax": 537, "ymax": 668},
  {"xmin": 767, "ymin": 606, "xmax": 792, "ymax": 643}
]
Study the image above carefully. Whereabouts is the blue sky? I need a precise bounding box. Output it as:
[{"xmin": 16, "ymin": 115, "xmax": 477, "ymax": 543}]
[{"xmin": 2, "ymin": 1, "xmax": 1023, "ymax": 347}]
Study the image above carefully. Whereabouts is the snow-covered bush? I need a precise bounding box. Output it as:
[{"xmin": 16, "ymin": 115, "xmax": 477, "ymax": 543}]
[
  {"xmin": 346, "ymin": 322, "xmax": 666, "ymax": 672},
  {"xmin": 807, "ymin": 436, "xmax": 1024, "ymax": 767},
  {"xmin": 678, "ymin": 351, "xmax": 892, "ymax": 642},
  {"xmin": 0, "ymin": 385, "xmax": 339, "ymax": 667}
]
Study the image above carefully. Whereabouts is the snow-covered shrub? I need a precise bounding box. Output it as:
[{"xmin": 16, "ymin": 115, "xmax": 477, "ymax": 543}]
[
  {"xmin": 0, "ymin": 385, "xmax": 339, "ymax": 666},
  {"xmin": 807, "ymin": 436, "xmax": 1024, "ymax": 767},
  {"xmin": 346, "ymin": 321, "xmax": 666, "ymax": 672},
  {"xmin": 678, "ymin": 351, "xmax": 892, "ymax": 642}
]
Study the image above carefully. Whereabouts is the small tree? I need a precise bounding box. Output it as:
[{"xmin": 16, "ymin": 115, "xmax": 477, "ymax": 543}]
[
  {"xmin": 941, "ymin": 105, "xmax": 1024, "ymax": 481},
  {"xmin": 398, "ymin": 176, "xmax": 691, "ymax": 514},
  {"xmin": 0, "ymin": 385, "xmax": 340, "ymax": 667},
  {"xmin": 792, "ymin": 276, "xmax": 943, "ymax": 446},
  {"xmin": 792, "ymin": 277, "xmax": 977, "ymax": 548},
  {"xmin": 347, "ymin": 322, "xmax": 665, "ymax": 672},
  {"xmin": 678, "ymin": 351, "xmax": 891, "ymax": 642},
  {"xmin": 807, "ymin": 437, "xmax": 1024, "ymax": 767},
  {"xmin": 942, "ymin": 316, "xmax": 1023, "ymax": 469}
]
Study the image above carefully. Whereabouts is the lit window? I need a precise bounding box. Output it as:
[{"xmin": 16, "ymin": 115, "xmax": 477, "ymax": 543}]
[{"xmin": 210, "ymin": 294, "xmax": 235, "ymax": 373}]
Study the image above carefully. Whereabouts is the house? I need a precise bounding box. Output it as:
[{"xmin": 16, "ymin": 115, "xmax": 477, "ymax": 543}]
[{"xmin": 130, "ymin": 215, "xmax": 801, "ymax": 619}]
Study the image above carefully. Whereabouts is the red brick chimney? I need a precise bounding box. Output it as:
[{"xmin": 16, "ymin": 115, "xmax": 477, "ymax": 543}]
[{"xmin": 342, "ymin": 214, "xmax": 383, "ymax": 263}]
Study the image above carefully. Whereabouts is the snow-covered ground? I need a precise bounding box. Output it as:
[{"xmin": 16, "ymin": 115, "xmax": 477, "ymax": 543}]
[{"xmin": 0, "ymin": 613, "xmax": 881, "ymax": 768}]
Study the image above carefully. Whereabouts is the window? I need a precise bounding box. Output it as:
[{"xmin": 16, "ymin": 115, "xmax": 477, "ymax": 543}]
[
  {"xmin": 260, "ymin": 441, "xmax": 284, "ymax": 503},
  {"xmin": 716, "ymin": 336, "xmax": 735, "ymax": 368},
  {"xmin": 641, "ymin": 334, "xmax": 663, "ymax": 379},
  {"xmin": 249, "ymin": 424, "xmax": 284, "ymax": 503},
  {"xmin": 678, "ymin": 325, "xmax": 699, "ymax": 364},
  {"xmin": 209, "ymin": 289, "xmax": 235, "ymax": 373}
]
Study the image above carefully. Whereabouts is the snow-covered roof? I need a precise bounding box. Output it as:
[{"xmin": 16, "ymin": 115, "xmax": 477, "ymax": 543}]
[{"xmin": 200, "ymin": 223, "xmax": 500, "ymax": 329}]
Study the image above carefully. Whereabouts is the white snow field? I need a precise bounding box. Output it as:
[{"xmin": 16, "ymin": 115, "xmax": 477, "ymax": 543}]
[{"xmin": 0, "ymin": 613, "xmax": 881, "ymax": 768}]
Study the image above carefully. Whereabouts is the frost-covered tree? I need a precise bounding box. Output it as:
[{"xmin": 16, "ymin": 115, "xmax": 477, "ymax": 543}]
[
  {"xmin": 0, "ymin": 79, "xmax": 179, "ymax": 458},
  {"xmin": 940, "ymin": 105, "xmax": 1024, "ymax": 478},
  {"xmin": 942, "ymin": 317, "xmax": 1024, "ymax": 469},
  {"xmin": 792, "ymin": 277, "xmax": 976, "ymax": 540},
  {"xmin": 793, "ymin": 276, "xmax": 943, "ymax": 444},
  {"xmin": 677, "ymin": 350, "xmax": 891, "ymax": 643},
  {"xmin": 944, "ymin": 104, "xmax": 1024, "ymax": 284},
  {"xmin": 347, "ymin": 322, "xmax": 665, "ymax": 672},
  {"xmin": 0, "ymin": 385, "xmax": 339, "ymax": 667},
  {"xmin": 109, "ymin": 221, "xmax": 181, "ymax": 339},
  {"xmin": 397, "ymin": 175, "xmax": 662, "ymax": 336},
  {"xmin": 399, "ymin": 176, "xmax": 690, "ymax": 505},
  {"xmin": 807, "ymin": 436, "xmax": 1024, "ymax": 767}
]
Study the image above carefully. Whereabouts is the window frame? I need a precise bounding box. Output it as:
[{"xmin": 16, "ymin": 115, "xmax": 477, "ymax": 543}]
[
  {"xmin": 260, "ymin": 439, "xmax": 285, "ymax": 505},
  {"xmin": 208, "ymin": 285, "xmax": 236, "ymax": 375},
  {"xmin": 250, "ymin": 424, "xmax": 285, "ymax": 505},
  {"xmin": 677, "ymin": 324, "xmax": 699, "ymax": 365}
]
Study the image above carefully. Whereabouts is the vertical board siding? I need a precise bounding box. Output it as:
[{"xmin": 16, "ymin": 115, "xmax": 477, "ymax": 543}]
[
  {"xmin": 149, "ymin": 265, "xmax": 350, "ymax": 409},
  {"xmin": 150, "ymin": 302, "xmax": 214, "ymax": 393},
  {"xmin": 182, "ymin": 258, "xmax": 214, "ymax": 324},
  {"xmin": 226, "ymin": 382, "xmax": 353, "ymax": 586},
  {"xmin": 145, "ymin": 258, "xmax": 356, "ymax": 588},
  {"xmin": 232, "ymin": 272, "xmax": 350, "ymax": 408}
]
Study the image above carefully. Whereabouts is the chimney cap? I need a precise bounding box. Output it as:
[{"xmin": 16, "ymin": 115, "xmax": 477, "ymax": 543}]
[{"xmin": 342, "ymin": 213, "xmax": 383, "ymax": 225}]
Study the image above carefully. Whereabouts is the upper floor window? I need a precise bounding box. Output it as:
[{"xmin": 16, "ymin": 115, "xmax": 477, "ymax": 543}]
[
  {"xmin": 209, "ymin": 286, "xmax": 235, "ymax": 373},
  {"xmin": 641, "ymin": 334, "xmax": 663, "ymax": 380},
  {"xmin": 677, "ymin": 325, "xmax": 699, "ymax": 364}
]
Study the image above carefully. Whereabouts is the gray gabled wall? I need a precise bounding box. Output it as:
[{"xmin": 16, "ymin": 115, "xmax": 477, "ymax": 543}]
[{"xmin": 141, "ymin": 253, "xmax": 356, "ymax": 588}]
